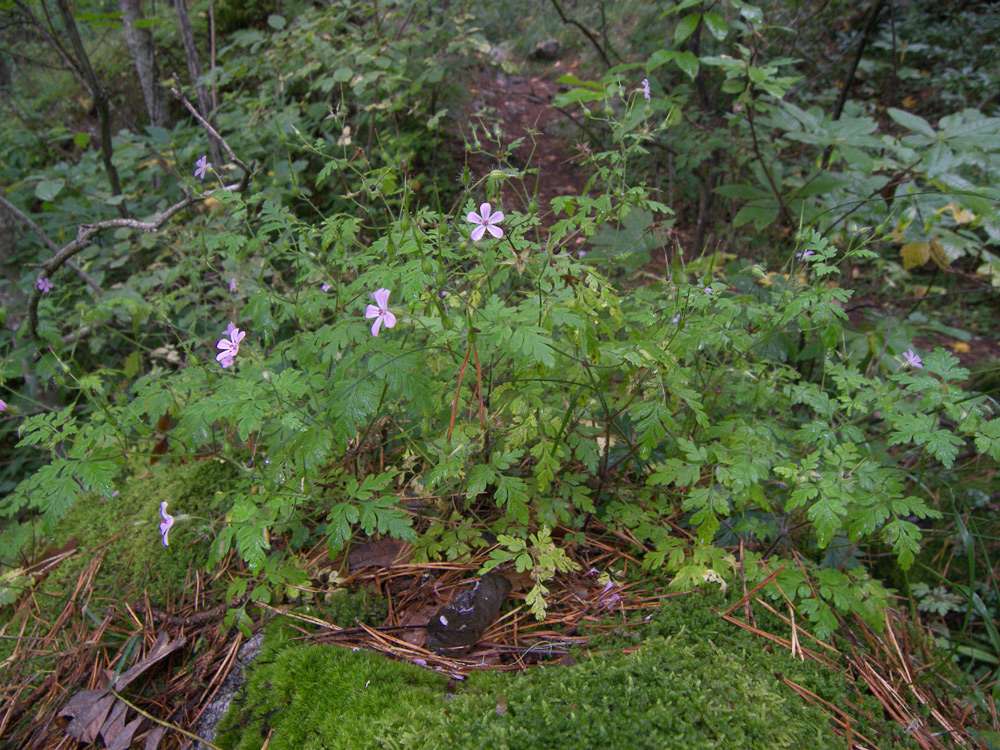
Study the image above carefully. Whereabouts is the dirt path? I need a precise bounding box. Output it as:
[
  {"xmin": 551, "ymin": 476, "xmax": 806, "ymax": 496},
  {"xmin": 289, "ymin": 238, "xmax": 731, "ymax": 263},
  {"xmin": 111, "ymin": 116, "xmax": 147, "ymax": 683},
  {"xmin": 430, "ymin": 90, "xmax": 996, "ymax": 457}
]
[{"xmin": 461, "ymin": 65, "xmax": 589, "ymax": 218}]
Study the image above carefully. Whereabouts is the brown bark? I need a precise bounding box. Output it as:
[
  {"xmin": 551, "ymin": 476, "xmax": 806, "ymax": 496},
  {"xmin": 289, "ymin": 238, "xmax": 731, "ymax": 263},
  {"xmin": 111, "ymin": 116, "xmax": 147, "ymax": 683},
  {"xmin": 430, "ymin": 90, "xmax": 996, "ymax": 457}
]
[
  {"xmin": 118, "ymin": 0, "xmax": 167, "ymax": 129},
  {"xmin": 172, "ymin": 0, "xmax": 222, "ymax": 166},
  {"xmin": 52, "ymin": 0, "xmax": 128, "ymax": 216}
]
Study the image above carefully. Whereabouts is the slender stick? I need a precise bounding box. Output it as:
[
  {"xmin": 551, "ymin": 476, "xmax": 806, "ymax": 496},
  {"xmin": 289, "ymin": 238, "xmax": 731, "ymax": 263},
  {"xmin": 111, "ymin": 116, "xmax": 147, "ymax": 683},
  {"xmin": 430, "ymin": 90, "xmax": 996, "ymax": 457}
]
[
  {"xmin": 472, "ymin": 342, "xmax": 485, "ymax": 428},
  {"xmin": 447, "ymin": 341, "xmax": 473, "ymax": 442}
]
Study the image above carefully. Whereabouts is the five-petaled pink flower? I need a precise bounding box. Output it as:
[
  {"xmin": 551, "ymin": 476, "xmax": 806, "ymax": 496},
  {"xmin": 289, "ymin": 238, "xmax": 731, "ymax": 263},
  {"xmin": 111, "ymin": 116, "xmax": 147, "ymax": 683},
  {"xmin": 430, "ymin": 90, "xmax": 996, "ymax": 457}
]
[
  {"xmin": 37, "ymin": 277, "xmax": 53, "ymax": 293},
  {"xmin": 466, "ymin": 202, "xmax": 504, "ymax": 241},
  {"xmin": 641, "ymin": 78, "xmax": 651, "ymax": 102},
  {"xmin": 159, "ymin": 501, "xmax": 174, "ymax": 546},
  {"xmin": 796, "ymin": 249, "xmax": 815, "ymax": 261},
  {"xmin": 216, "ymin": 322, "xmax": 245, "ymax": 368},
  {"xmin": 365, "ymin": 288, "xmax": 396, "ymax": 336},
  {"xmin": 902, "ymin": 349, "xmax": 922, "ymax": 369},
  {"xmin": 321, "ymin": 283, "xmax": 332, "ymax": 292},
  {"xmin": 194, "ymin": 155, "xmax": 211, "ymax": 180}
]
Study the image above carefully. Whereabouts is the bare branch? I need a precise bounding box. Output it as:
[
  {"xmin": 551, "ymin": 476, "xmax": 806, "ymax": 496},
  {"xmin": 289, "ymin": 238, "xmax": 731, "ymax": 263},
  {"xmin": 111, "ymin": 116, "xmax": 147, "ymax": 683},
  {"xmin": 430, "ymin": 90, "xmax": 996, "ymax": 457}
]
[
  {"xmin": 169, "ymin": 81, "xmax": 252, "ymax": 176},
  {"xmin": 0, "ymin": 193, "xmax": 101, "ymax": 292},
  {"xmin": 548, "ymin": 0, "xmax": 613, "ymax": 68},
  {"xmin": 26, "ymin": 182, "xmax": 242, "ymax": 341}
]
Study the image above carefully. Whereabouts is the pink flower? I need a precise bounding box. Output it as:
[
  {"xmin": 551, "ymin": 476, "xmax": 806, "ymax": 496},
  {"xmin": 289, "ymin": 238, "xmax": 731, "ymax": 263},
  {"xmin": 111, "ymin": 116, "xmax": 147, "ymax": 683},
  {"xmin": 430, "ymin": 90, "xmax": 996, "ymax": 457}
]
[
  {"xmin": 216, "ymin": 322, "xmax": 245, "ymax": 368},
  {"xmin": 37, "ymin": 277, "xmax": 53, "ymax": 293},
  {"xmin": 641, "ymin": 78, "xmax": 651, "ymax": 102},
  {"xmin": 159, "ymin": 501, "xmax": 174, "ymax": 546},
  {"xmin": 902, "ymin": 349, "xmax": 922, "ymax": 369},
  {"xmin": 0, "ymin": 399, "xmax": 7, "ymax": 412},
  {"xmin": 229, "ymin": 277, "xmax": 237, "ymax": 293},
  {"xmin": 365, "ymin": 288, "xmax": 396, "ymax": 336},
  {"xmin": 321, "ymin": 283, "xmax": 332, "ymax": 292},
  {"xmin": 466, "ymin": 202, "xmax": 504, "ymax": 241},
  {"xmin": 194, "ymin": 155, "xmax": 211, "ymax": 180},
  {"xmin": 796, "ymin": 249, "xmax": 815, "ymax": 261}
]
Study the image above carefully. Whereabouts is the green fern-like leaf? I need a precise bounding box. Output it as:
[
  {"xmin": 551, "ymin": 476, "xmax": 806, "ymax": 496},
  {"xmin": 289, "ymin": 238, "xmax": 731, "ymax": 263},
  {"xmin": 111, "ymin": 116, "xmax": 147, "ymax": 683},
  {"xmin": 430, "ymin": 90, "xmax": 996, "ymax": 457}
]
[
  {"xmin": 525, "ymin": 582, "xmax": 550, "ymax": 620},
  {"xmin": 328, "ymin": 502, "xmax": 360, "ymax": 544},
  {"xmin": 924, "ymin": 429, "xmax": 964, "ymax": 468},
  {"xmin": 494, "ymin": 475, "xmax": 530, "ymax": 525},
  {"xmin": 508, "ymin": 325, "xmax": 556, "ymax": 368},
  {"xmin": 357, "ymin": 496, "xmax": 415, "ymax": 540},
  {"xmin": 806, "ymin": 494, "xmax": 848, "ymax": 548}
]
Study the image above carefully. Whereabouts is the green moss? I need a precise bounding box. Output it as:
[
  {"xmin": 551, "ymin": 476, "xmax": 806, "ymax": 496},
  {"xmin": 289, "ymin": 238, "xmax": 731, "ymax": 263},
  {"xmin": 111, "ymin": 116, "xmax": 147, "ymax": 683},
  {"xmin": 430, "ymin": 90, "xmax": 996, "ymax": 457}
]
[
  {"xmin": 421, "ymin": 638, "xmax": 838, "ymax": 750},
  {"xmin": 216, "ymin": 591, "xmax": 913, "ymax": 750},
  {"xmin": 0, "ymin": 459, "xmax": 236, "ymax": 666},
  {"xmin": 215, "ymin": 622, "xmax": 451, "ymax": 750},
  {"xmin": 51, "ymin": 458, "xmax": 236, "ymax": 603},
  {"xmin": 321, "ymin": 586, "xmax": 389, "ymax": 628}
]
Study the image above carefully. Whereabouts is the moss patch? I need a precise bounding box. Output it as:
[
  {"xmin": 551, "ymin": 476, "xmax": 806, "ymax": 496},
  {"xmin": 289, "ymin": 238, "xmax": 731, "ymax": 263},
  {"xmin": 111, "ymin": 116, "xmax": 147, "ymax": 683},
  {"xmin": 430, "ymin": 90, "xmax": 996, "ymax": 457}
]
[
  {"xmin": 216, "ymin": 592, "xmax": 909, "ymax": 750},
  {"xmin": 52, "ymin": 458, "xmax": 235, "ymax": 603},
  {"xmin": 0, "ymin": 459, "xmax": 236, "ymax": 664},
  {"xmin": 215, "ymin": 623, "xmax": 452, "ymax": 750}
]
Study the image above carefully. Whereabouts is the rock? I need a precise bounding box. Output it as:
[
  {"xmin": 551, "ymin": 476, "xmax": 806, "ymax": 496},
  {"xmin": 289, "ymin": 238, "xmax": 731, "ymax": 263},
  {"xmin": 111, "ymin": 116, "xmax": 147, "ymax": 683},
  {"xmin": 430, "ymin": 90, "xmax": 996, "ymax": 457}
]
[
  {"xmin": 195, "ymin": 632, "xmax": 264, "ymax": 750},
  {"xmin": 425, "ymin": 572, "xmax": 511, "ymax": 655},
  {"xmin": 528, "ymin": 39, "xmax": 562, "ymax": 62}
]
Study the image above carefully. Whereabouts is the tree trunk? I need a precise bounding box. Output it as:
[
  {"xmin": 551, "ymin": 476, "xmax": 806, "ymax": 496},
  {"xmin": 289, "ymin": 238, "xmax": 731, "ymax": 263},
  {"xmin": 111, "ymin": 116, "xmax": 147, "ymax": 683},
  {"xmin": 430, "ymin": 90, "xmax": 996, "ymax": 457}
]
[
  {"xmin": 119, "ymin": 0, "xmax": 167, "ymax": 129},
  {"xmin": 172, "ymin": 0, "xmax": 222, "ymax": 166},
  {"xmin": 52, "ymin": 0, "xmax": 128, "ymax": 216},
  {"xmin": 0, "ymin": 51, "xmax": 13, "ymax": 88}
]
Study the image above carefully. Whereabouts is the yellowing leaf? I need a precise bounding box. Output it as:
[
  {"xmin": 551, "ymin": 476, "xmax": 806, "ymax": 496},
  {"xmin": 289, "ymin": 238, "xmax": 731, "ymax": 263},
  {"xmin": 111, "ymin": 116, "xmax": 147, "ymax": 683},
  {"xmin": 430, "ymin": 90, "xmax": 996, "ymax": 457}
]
[
  {"xmin": 947, "ymin": 341, "xmax": 971, "ymax": 353},
  {"xmin": 900, "ymin": 242, "xmax": 930, "ymax": 270},
  {"xmin": 936, "ymin": 203, "xmax": 975, "ymax": 223},
  {"xmin": 901, "ymin": 95, "xmax": 919, "ymax": 109},
  {"xmin": 950, "ymin": 205, "xmax": 975, "ymax": 224},
  {"xmin": 929, "ymin": 241, "xmax": 951, "ymax": 270}
]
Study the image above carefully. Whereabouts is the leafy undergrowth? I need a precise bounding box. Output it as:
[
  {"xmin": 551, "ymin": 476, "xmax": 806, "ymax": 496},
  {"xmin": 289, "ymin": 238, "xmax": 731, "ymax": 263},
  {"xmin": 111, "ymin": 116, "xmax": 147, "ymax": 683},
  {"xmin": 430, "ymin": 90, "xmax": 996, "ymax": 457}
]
[
  {"xmin": 2, "ymin": 459, "xmax": 234, "ymax": 618},
  {"xmin": 216, "ymin": 592, "xmax": 905, "ymax": 750},
  {"xmin": 2, "ymin": 1, "xmax": 1000, "ymax": 747}
]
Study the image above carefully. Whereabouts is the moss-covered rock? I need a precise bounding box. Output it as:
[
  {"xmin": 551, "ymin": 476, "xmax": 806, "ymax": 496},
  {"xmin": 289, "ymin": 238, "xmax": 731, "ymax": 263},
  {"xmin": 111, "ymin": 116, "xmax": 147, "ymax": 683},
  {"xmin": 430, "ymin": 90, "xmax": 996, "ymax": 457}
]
[
  {"xmin": 214, "ymin": 626, "xmax": 451, "ymax": 750},
  {"xmin": 215, "ymin": 592, "xmax": 904, "ymax": 750},
  {"xmin": 0, "ymin": 459, "xmax": 236, "ymax": 663},
  {"xmin": 51, "ymin": 458, "xmax": 236, "ymax": 603}
]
